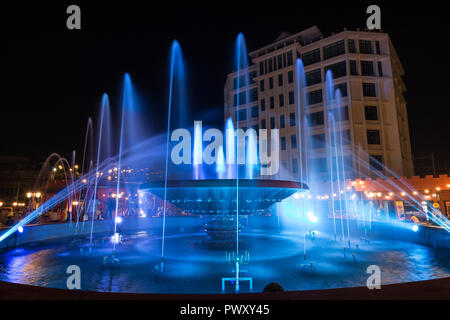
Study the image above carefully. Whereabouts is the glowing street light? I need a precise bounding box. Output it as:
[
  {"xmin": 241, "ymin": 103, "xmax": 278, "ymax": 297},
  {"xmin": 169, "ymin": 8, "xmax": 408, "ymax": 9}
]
[
  {"xmin": 35, "ymin": 192, "xmax": 41, "ymax": 198},
  {"xmin": 27, "ymin": 192, "xmax": 33, "ymax": 198},
  {"xmin": 0, "ymin": 202, "xmax": 3, "ymax": 207}
]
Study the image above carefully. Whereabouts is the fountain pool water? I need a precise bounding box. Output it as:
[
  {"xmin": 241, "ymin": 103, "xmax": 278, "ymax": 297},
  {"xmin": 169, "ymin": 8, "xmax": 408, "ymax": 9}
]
[{"xmin": 0, "ymin": 220, "xmax": 449, "ymax": 294}]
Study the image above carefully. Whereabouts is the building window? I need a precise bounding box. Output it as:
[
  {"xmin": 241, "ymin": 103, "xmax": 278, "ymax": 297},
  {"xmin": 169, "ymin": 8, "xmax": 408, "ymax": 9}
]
[
  {"xmin": 369, "ymin": 155, "xmax": 383, "ymax": 171},
  {"xmin": 278, "ymin": 74, "xmax": 283, "ymax": 86},
  {"xmin": 236, "ymin": 109, "xmax": 247, "ymax": 121},
  {"xmin": 302, "ymin": 48, "xmax": 321, "ymax": 66},
  {"xmin": 291, "ymin": 135, "xmax": 297, "ymax": 149},
  {"xmin": 250, "ymin": 88, "xmax": 258, "ymax": 102},
  {"xmin": 288, "ymin": 91, "xmax": 295, "ymax": 105},
  {"xmin": 290, "ymin": 112, "xmax": 296, "ymax": 126},
  {"xmin": 377, "ymin": 61, "xmax": 383, "ymax": 77},
  {"xmin": 270, "ymin": 96, "xmax": 275, "ymax": 109},
  {"xmin": 348, "ymin": 39, "xmax": 356, "ymax": 53},
  {"xmin": 269, "ymin": 77, "xmax": 274, "ymax": 89},
  {"xmin": 311, "ymin": 133, "xmax": 326, "ymax": 149},
  {"xmin": 260, "ymin": 80, "xmax": 265, "ymax": 92},
  {"xmin": 277, "ymin": 54, "xmax": 283, "ymax": 69},
  {"xmin": 292, "ymin": 159, "xmax": 298, "ymax": 173},
  {"xmin": 261, "ymin": 119, "xmax": 266, "ymax": 129},
  {"xmin": 260, "ymin": 99, "xmax": 266, "ymax": 111},
  {"xmin": 333, "ymin": 105, "xmax": 349, "ymax": 121},
  {"xmin": 306, "ymin": 68, "xmax": 321, "ymax": 86},
  {"xmin": 279, "ymin": 94, "xmax": 284, "ymax": 107},
  {"xmin": 334, "ymin": 83, "xmax": 348, "ymax": 97},
  {"xmin": 307, "ymin": 111, "xmax": 324, "ymax": 126},
  {"xmin": 233, "ymin": 75, "xmax": 248, "ymax": 89},
  {"xmin": 270, "ymin": 117, "xmax": 275, "ymax": 129},
  {"xmin": 250, "ymin": 71, "xmax": 257, "ymax": 84},
  {"xmin": 341, "ymin": 129, "xmax": 352, "ymax": 145},
  {"xmin": 287, "ymin": 51, "xmax": 293, "ymax": 66},
  {"xmin": 367, "ymin": 130, "xmax": 381, "ymax": 144},
  {"xmin": 325, "ymin": 61, "xmax": 347, "ymax": 79},
  {"xmin": 310, "ymin": 157, "xmax": 327, "ymax": 173},
  {"xmin": 365, "ymin": 105, "xmax": 378, "ymax": 120},
  {"xmin": 233, "ymin": 92, "xmax": 246, "ymax": 106},
  {"xmin": 252, "ymin": 124, "xmax": 259, "ymax": 131},
  {"xmin": 323, "ymin": 40, "xmax": 345, "ymax": 60},
  {"xmin": 359, "ymin": 40, "xmax": 373, "ymax": 54},
  {"xmin": 375, "ymin": 41, "xmax": 381, "ymax": 54},
  {"xmin": 280, "ymin": 115, "xmax": 285, "ymax": 128},
  {"xmin": 350, "ymin": 60, "xmax": 358, "ymax": 75},
  {"xmin": 307, "ymin": 89, "xmax": 323, "ymax": 105},
  {"xmin": 363, "ymin": 83, "xmax": 377, "ymax": 97},
  {"xmin": 268, "ymin": 58, "xmax": 273, "ymax": 73},
  {"xmin": 332, "ymin": 155, "xmax": 353, "ymax": 172},
  {"xmin": 259, "ymin": 62, "xmax": 264, "ymax": 75},
  {"xmin": 332, "ymin": 130, "xmax": 351, "ymax": 145},
  {"xmin": 361, "ymin": 61, "xmax": 375, "ymax": 76},
  {"xmin": 251, "ymin": 106, "xmax": 258, "ymax": 118},
  {"xmin": 288, "ymin": 70, "xmax": 294, "ymax": 83},
  {"xmin": 281, "ymin": 136, "xmax": 287, "ymax": 150}
]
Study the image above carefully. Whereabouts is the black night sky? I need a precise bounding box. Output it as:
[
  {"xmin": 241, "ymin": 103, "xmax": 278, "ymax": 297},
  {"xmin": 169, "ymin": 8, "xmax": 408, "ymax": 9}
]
[{"xmin": 4, "ymin": 1, "xmax": 450, "ymax": 172}]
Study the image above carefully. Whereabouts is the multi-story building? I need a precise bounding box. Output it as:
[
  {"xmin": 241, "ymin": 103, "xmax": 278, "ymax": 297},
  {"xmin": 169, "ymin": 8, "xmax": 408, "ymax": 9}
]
[{"xmin": 224, "ymin": 26, "xmax": 414, "ymax": 180}]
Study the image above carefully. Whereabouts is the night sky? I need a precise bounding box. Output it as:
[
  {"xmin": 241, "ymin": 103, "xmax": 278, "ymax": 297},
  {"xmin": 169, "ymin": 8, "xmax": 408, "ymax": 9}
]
[{"xmin": 4, "ymin": 1, "xmax": 450, "ymax": 172}]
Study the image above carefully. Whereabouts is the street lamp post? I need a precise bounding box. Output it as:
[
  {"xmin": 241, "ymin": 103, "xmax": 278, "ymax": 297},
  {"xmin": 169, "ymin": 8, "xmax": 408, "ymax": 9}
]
[{"xmin": 27, "ymin": 191, "xmax": 42, "ymax": 211}]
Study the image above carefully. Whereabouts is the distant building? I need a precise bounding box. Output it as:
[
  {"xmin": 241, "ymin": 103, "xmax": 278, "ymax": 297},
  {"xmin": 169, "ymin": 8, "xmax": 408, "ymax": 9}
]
[
  {"xmin": 224, "ymin": 26, "xmax": 414, "ymax": 180},
  {"xmin": 0, "ymin": 156, "xmax": 40, "ymax": 205}
]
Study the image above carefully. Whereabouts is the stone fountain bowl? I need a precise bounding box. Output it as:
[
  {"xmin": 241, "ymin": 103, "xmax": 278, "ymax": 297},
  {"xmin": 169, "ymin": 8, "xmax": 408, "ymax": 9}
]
[{"xmin": 139, "ymin": 179, "xmax": 308, "ymax": 215}]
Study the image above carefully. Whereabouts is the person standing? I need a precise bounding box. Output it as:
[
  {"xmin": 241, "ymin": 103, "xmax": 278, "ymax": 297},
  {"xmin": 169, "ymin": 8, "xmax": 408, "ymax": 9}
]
[{"xmin": 105, "ymin": 193, "xmax": 116, "ymax": 219}]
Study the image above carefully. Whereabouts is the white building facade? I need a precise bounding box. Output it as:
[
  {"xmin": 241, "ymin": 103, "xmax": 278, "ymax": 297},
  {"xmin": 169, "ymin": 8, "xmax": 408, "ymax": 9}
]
[{"xmin": 224, "ymin": 26, "xmax": 414, "ymax": 180}]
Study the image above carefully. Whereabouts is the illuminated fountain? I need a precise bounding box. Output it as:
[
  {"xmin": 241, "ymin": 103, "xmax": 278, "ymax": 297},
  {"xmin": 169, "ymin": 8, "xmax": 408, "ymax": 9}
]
[{"xmin": 0, "ymin": 33, "xmax": 449, "ymax": 296}]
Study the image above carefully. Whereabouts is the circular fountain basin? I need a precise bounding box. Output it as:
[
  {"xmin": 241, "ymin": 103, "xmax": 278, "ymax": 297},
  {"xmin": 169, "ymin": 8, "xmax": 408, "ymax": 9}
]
[
  {"xmin": 0, "ymin": 221, "xmax": 448, "ymax": 294},
  {"xmin": 139, "ymin": 179, "xmax": 307, "ymax": 215}
]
